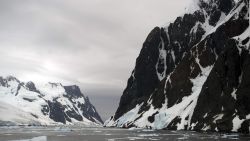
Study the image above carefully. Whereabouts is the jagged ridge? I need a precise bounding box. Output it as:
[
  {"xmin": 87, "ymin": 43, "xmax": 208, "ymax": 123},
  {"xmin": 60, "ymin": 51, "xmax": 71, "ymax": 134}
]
[{"xmin": 0, "ymin": 76, "xmax": 103, "ymax": 126}]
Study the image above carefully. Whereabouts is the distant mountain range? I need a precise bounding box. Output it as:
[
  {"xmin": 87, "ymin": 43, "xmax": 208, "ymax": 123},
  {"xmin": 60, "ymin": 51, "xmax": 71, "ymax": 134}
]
[
  {"xmin": 0, "ymin": 76, "xmax": 103, "ymax": 126},
  {"xmin": 105, "ymin": 0, "xmax": 250, "ymax": 133}
]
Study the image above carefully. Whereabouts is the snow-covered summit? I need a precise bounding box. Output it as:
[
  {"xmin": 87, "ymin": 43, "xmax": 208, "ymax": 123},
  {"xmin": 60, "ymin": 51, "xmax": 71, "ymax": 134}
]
[{"xmin": 0, "ymin": 76, "xmax": 103, "ymax": 126}]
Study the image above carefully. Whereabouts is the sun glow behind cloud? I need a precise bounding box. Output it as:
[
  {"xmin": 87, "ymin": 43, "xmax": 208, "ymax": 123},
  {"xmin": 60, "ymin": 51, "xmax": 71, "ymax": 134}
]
[
  {"xmin": 0, "ymin": 0, "xmax": 193, "ymax": 95},
  {"xmin": 0, "ymin": 0, "xmax": 195, "ymax": 120}
]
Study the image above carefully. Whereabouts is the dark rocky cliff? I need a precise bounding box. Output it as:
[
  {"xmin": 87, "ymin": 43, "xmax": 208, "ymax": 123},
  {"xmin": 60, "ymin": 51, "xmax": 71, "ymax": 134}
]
[{"xmin": 105, "ymin": 0, "xmax": 250, "ymax": 133}]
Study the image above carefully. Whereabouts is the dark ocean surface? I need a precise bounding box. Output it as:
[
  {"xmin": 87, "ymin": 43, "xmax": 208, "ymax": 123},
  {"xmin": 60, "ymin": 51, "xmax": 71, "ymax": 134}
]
[{"xmin": 0, "ymin": 126, "xmax": 250, "ymax": 141}]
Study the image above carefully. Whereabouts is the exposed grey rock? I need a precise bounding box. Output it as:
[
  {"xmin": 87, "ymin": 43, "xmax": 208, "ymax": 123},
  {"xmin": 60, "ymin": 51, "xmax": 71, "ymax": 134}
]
[{"xmin": 106, "ymin": 0, "xmax": 250, "ymax": 133}]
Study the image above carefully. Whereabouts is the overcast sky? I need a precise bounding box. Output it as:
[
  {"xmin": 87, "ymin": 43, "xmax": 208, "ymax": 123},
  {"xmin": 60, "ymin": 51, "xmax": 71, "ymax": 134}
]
[{"xmin": 0, "ymin": 0, "xmax": 193, "ymax": 120}]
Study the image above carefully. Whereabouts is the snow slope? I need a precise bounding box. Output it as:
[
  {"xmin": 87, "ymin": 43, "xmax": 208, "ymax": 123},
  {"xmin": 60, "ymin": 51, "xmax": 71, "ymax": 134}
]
[{"xmin": 0, "ymin": 76, "xmax": 103, "ymax": 126}]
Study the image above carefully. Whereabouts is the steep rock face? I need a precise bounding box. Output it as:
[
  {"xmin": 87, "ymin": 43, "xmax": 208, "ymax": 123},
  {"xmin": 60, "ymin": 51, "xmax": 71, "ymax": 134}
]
[
  {"xmin": 105, "ymin": 0, "xmax": 250, "ymax": 133},
  {"xmin": 0, "ymin": 76, "xmax": 103, "ymax": 126},
  {"xmin": 63, "ymin": 85, "xmax": 103, "ymax": 123}
]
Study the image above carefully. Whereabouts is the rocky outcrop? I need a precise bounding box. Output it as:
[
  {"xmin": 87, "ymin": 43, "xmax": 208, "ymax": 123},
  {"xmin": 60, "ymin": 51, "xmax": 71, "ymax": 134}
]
[{"xmin": 105, "ymin": 0, "xmax": 250, "ymax": 133}]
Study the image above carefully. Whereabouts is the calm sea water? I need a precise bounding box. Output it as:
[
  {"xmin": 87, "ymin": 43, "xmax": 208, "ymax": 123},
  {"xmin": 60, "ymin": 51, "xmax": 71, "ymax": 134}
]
[{"xmin": 0, "ymin": 126, "xmax": 250, "ymax": 141}]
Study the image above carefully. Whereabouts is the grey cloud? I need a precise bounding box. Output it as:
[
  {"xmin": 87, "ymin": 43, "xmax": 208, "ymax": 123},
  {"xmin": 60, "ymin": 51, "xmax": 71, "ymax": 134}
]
[{"xmin": 0, "ymin": 0, "xmax": 193, "ymax": 118}]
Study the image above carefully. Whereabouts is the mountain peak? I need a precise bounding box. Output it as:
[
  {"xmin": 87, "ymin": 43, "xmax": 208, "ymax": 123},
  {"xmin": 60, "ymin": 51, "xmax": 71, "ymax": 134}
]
[
  {"xmin": 106, "ymin": 0, "xmax": 250, "ymax": 133},
  {"xmin": 48, "ymin": 82, "xmax": 63, "ymax": 87},
  {"xmin": 5, "ymin": 75, "xmax": 20, "ymax": 82},
  {"xmin": 25, "ymin": 81, "xmax": 39, "ymax": 93},
  {"xmin": 0, "ymin": 76, "xmax": 103, "ymax": 125},
  {"xmin": 198, "ymin": 0, "xmax": 235, "ymax": 14},
  {"xmin": 64, "ymin": 85, "xmax": 83, "ymax": 98},
  {"xmin": 186, "ymin": 0, "xmax": 235, "ymax": 15}
]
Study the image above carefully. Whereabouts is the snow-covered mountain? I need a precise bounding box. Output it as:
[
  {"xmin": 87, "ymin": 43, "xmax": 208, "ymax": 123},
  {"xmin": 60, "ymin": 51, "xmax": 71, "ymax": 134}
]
[
  {"xmin": 105, "ymin": 0, "xmax": 250, "ymax": 133},
  {"xmin": 0, "ymin": 76, "xmax": 103, "ymax": 126}
]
